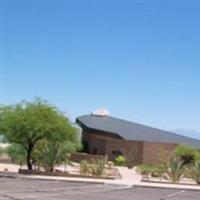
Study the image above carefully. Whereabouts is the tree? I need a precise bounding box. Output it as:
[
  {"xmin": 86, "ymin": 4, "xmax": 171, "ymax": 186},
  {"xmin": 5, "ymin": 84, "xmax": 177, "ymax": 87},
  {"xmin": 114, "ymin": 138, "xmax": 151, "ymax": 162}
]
[
  {"xmin": 175, "ymin": 145, "xmax": 198, "ymax": 165},
  {"xmin": 33, "ymin": 137, "xmax": 79, "ymax": 172},
  {"xmin": 7, "ymin": 144, "xmax": 26, "ymax": 167},
  {"xmin": 0, "ymin": 98, "xmax": 80, "ymax": 170}
]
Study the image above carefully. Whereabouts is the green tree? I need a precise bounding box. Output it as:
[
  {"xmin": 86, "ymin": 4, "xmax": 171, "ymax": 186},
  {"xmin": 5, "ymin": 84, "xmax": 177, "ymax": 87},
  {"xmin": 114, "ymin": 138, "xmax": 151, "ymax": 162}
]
[
  {"xmin": 33, "ymin": 137, "xmax": 79, "ymax": 172},
  {"xmin": 7, "ymin": 144, "xmax": 26, "ymax": 167},
  {"xmin": 175, "ymin": 145, "xmax": 198, "ymax": 165},
  {"xmin": 0, "ymin": 98, "xmax": 80, "ymax": 170}
]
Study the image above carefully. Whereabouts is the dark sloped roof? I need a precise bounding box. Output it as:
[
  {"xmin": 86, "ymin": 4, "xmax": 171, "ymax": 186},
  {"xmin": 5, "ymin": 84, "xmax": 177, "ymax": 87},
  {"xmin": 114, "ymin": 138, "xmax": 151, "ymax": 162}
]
[{"xmin": 76, "ymin": 115, "xmax": 200, "ymax": 148}]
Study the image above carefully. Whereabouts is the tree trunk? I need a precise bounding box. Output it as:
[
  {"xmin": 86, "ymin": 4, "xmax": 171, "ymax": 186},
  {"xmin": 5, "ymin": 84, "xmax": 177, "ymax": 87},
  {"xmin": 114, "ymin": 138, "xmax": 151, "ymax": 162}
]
[
  {"xmin": 27, "ymin": 147, "xmax": 33, "ymax": 170},
  {"xmin": 26, "ymin": 139, "xmax": 40, "ymax": 171},
  {"xmin": 49, "ymin": 165, "xmax": 54, "ymax": 172}
]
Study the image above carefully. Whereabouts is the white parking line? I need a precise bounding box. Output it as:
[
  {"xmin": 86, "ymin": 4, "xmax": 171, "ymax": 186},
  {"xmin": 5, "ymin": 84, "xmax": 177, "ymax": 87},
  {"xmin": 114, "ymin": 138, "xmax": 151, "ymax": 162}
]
[{"xmin": 160, "ymin": 190, "xmax": 185, "ymax": 200}]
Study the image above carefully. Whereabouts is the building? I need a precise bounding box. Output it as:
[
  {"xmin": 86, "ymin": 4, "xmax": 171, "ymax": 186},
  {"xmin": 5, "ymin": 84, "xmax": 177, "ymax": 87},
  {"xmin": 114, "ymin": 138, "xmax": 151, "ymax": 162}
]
[{"xmin": 76, "ymin": 111, "xmax": 200, "ymax": 166}]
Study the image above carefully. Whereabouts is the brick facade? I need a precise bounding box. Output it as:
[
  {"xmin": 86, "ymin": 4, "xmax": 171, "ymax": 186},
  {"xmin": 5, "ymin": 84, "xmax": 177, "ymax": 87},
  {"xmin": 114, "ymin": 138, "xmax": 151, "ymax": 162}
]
[
  {"xmin": 142, "ymin": 141, "xmax": 177, "ymax": 164},
  {"xmin": 82, "ymin": 130, "xmax": 178, "ymax": 166}
]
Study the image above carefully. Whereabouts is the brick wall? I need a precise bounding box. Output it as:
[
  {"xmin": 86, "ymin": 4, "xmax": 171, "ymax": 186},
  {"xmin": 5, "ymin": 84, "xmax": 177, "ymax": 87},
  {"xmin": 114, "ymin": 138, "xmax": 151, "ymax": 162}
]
[
  {"xmin": 82, "ymin": 130, "xmax": 178, "ymax": 166},
  {"xmin": 82, "ymin": 131, "xmax": 107, "ymax": 154},
  {"xmin": 105, "ymin": 138, "xmax": 143, "ymax": 166},
  {"xmin": 142, "ymin": 141, "xmax": 177, "ymax": 164},
  {"xmin": 82, "ymin": 131, "xmax": 143, "ymax": 166}
]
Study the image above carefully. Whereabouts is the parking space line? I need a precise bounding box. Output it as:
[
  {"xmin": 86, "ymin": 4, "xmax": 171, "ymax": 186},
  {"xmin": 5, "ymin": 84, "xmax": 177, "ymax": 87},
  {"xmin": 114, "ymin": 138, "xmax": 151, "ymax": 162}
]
[{"xmin": 160, "ymin": 190, "xmax": 185, "ymax": 200}]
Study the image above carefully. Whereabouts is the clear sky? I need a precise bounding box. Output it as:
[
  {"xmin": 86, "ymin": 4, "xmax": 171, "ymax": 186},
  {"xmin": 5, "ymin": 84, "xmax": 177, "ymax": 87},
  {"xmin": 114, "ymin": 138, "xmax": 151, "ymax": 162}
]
[{"xmin": 1, "ymin": 1, "xmax": 200, "ymax": 138}]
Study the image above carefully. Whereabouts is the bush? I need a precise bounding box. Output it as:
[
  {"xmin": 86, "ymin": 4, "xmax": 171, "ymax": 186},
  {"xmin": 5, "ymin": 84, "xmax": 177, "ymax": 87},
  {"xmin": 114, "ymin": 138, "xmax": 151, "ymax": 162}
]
[
  {"xmin": 165, "ymin": 157, "xmax": 185, "ymax": 183},
  {"xmin": 175, "ymin": 145, "xmax": 198, "ymax": 165},
  {"xmin": 153, "ymin": 164, "xmax": 168, "ymax": 179},
  {"xmin": 80, "ymin": 159, "xmax": 106, "ymax": 177},
  {"xmin": 192, "ymin": 161, "xmax": 200, "ymax": 184},
  {"xmin": 195, "ymin": 151, "xmax": 200, "ymax": 161},
  {"xmin": 114, "ymin": 155, "xmax": 126, "ymax": 166},
  {"xmin": 80, "ymin": 160, "xmax": 90, "ymax": 175},
  {"xmin": 90, "ymin": 159, "xmax": 105, "ymax": 176},
  {"xmin": 137, "ymin": 164, "xmax": 155, "ymax": 175}
]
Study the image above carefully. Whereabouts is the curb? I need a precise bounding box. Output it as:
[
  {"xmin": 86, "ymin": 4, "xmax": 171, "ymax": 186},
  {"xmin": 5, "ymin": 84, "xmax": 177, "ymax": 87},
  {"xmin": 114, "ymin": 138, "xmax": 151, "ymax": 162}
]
[{"xmin": 133, "ymin": 183, "xmax": 200, "ymax": 191}]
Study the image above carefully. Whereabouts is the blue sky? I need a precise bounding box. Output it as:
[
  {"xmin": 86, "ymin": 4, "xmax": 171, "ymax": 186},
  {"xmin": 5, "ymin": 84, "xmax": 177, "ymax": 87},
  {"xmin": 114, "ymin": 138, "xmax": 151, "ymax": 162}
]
[{"xmin": 1, "ymin": 1, "xmax": 200, "ymax": 138}]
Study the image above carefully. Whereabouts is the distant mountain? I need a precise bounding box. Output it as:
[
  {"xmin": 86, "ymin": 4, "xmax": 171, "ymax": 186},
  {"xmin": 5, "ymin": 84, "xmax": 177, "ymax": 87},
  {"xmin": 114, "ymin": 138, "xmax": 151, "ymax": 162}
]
[{"xmin": 174, "ymin": 129, "xmax": 200, "ymax": 140}]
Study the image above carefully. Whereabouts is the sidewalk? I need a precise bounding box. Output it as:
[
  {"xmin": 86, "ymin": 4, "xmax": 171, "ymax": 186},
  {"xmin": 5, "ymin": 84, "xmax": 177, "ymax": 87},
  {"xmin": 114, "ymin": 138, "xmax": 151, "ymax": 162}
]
[
  {"xmin": 15, "ymin": 173, "xmax": 200, "ymax": 191},
  {"xmin": 23, "ymin": 167, "xmax": 200, "ymax": 191}
]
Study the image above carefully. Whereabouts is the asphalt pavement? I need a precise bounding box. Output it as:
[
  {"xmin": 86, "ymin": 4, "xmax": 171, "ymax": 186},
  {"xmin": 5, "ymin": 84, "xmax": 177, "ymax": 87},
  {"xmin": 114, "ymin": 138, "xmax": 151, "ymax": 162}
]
[{"xmin": 0, "ymin": 176, "xmax": 200, "ymax": 200}]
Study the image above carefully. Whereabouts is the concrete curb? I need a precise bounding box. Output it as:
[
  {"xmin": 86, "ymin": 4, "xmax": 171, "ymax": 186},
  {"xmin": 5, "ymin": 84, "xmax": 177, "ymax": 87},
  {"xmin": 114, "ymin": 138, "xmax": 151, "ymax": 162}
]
[{"xmin": 134, "ymin": 182, "xmax": 200, "ymax": 191}]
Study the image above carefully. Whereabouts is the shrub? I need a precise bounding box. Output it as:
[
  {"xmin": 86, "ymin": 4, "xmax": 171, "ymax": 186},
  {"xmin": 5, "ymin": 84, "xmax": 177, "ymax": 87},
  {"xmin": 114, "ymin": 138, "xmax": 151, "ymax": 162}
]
[
  {"xmin": 137, "ymin": 164, "xmax": 155, "ymax": 175},
  {"xmin": 165, "ymin": 157, "xmax": 185, "ymax": 183},
  {"xmin": 95, "ymin": 159, "xmax": 105, "ymax": 176},
  {"xmin": 195, "ymin": 151, "xmax": 200, "ymax": 161},
  {"xmin": 90, "ymin": 159, "xmax": 105, "ymax": 176},
  {"xmin": 80, "ymin": 160, "xmax": 90, "ymax": 175},
  {"xmin": 153, "ymin": 164, "xmax": 168, "ymax": 179},
  {"xmin": 175, "ymin": 145, "xmax": 198, "ymax": 165},
  {"xmin": 80, "ymin": 159, "xmax": 106, "ymax": 176},
  {"xmin": 192, "ymin": 161, "xmax": 200, "ymax": 184},
  {"xmin": 114, "ymin": 155, "xmax": 126, "ymax": 166}
]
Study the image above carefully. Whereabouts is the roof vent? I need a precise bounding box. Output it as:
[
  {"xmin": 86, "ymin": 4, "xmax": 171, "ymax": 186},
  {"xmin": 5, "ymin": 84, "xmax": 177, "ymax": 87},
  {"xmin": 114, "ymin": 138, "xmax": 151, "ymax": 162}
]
[{"xmin": 92, "ymin": 109, "xmax": 110, "ymax": 117}]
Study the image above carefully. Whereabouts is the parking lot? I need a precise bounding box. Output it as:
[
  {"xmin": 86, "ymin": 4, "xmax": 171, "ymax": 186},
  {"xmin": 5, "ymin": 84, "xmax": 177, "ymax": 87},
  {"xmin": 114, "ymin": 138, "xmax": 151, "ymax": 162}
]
[{"xmin": 0, "ymin": 176, "xmax": 200, "ymax": 200}]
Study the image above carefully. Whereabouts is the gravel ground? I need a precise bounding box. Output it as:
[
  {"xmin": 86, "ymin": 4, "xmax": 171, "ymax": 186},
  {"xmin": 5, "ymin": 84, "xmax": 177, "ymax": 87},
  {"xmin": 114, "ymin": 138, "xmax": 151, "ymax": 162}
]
[{"xmin": 0, "ymin": 176, "xmax": 200, "ymax": 200}]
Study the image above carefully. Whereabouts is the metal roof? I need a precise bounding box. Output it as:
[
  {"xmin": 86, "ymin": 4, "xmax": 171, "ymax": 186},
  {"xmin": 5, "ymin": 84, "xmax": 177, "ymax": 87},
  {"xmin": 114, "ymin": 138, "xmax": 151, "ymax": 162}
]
[{"xmin": 76, "ymin": 115, "xmax": 200, "ymax": 148}]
